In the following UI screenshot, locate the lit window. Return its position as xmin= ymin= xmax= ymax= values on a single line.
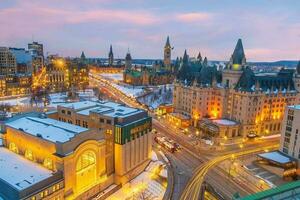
xmin=9 ymin=142 xmax=19 ymax=154
xmin=25 ymin=149 xmax=34 ymax=161
xmin=43 ymin=158 xmax=54 ymax=170
xmin=76 ymin=151 xmax=96 ymax=172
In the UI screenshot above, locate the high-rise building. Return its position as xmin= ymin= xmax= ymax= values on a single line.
xmin=108 ymin=45 xmax=114 ymax=66
xmin=28 ymin=41 xmax=44 ymax=57
xmin=28 ymin=42 xmax=44 ymax=73
xmin=0 ymin=47 xmax=17 ymax=75
xmin=173 ymin=39 xmax=300 ymax=142
xmin=0 ymin=47 xmax=32 ymax=96
xmin=164 ymin=36 xmax=172 ymax=68
xmin=9 ymin=48 xmax=33 ymax=74
xmin=280 ymin=105 xmax=300 ymax=165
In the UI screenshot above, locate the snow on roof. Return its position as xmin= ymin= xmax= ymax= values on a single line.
xmin=6 ymin=117 xmax=88 ymax=143
xmin=212 ymin=119 xmax=237 ymax=126
xmin=288 ymin=105 xmax=300 ymax=110
xmin=61 ymin=101 xmax=143 ymax=118
xmin=258 ymin=151 xmax=295 ymax=164
xmin=0 ymin=148 xmax=53 ymax=191
xmin=60 ymin=101 xmax=99 ymax=110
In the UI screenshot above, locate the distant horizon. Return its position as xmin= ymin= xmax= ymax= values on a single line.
xmin=1 ymin=0 xmax=299 ymax=61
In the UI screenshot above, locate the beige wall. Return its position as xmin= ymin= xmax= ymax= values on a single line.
xmin=174 ymin=81 xmax=300 ymax=137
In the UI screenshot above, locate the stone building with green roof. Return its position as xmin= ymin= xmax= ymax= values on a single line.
xmin=173 ymin=39 xmax=300 ymax=140
xmin=123 ymin=37 xmax=178 ymax=86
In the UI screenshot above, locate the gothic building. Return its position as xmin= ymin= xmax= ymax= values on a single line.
xmin=123 ymin=36 xmax=177 ymax=86
xmin=173 ymin=39 xmax=300 ymax=140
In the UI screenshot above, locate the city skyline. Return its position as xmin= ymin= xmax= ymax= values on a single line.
xmin=1 ymin=0 xmax=299 ymax=61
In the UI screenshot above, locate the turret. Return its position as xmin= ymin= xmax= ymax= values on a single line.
xmin=203 ymin=57 xmax=208 ymax=66
xmin=80 ymin=51 xmax=86 ymax=60
xmin=197 ymin=52 xmax=202 ymax=62
xmin=222 ymin=39 xmax=246 ymax=88
xmin=229 ymin=39 xmax=246 ymax=70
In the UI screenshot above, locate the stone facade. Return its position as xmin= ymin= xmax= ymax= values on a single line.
xmin=0 ymin=100 xmax=152 ymax=199
xmin=173 ymin=39 xmax=300 ymax=138
xmin=123 ymin=37 xmax=177 ymax=86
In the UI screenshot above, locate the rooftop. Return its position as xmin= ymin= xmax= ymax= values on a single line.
xmin=0 ymin=148 xmax=53 ymax=191
xmin=239 ymin=180 xmax=300 ymax=200
xmin=60 ymin=101 xmax=144 ymax=118
xmin=212 ymin=119 xmax=237 ymax=126
xmin=6 ymin=116 xmax=88 ymax=143
xmin=258 ymin=151 xmax=296 ymax=165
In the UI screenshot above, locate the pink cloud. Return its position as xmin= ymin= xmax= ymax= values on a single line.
xmin=176 ymin=12 xmax=212 ymax=23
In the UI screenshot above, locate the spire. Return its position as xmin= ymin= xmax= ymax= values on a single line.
xmin=125 ymin=49 xmax=132 ymax=61
xmin=297 ymin=60 xmax=300 ymax=74
xmin=165 ymin=36 xmax=171 ymax=47
xmin=183 ymin=49 xmax=188 ymax=63
xmin=109 ymin=45 xmax=113 ymax=55
xmin=231 ymin=39 xmax=246 ymax=65
xmin=197 ymin=52 xmax=202 ymax=62
xmin=203 ymin=57 xmax=208 ymax=66
xmin=80 ymin=51 xmax=86 ymax=60
xmin=108 ymin=45 xmax=114 ymax=66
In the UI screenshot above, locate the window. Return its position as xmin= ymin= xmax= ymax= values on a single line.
xmin=44 ymin=158 xmax=54 ymax=170
xmin=106 ymin=119 xmax=112 ymax=124
xmin=67 ymin=111 xmax=71 ymax=115
xmin=76 ymin=151 xmax=96 ymax=172
xmin=61 ymin=110 xmax=65 ymax=114
xmin=25 ymin=149 xmax=34 ymax=161
xmin=9 ymin=142 xmax=18 ymax=154
xmin=100 ymin=118 xmax=104 ymax=123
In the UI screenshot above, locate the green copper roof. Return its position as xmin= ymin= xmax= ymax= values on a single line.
xmin=231 ymin=39 xmax=246 ymax=65
xmin=239 ymin=181 xmax=300 ymax=200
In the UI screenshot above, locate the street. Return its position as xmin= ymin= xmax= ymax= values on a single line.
xmin=89 ymin=73 xmax=280 ymax=200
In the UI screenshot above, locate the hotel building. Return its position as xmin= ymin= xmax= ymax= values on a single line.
xmin=0 ymin=100 xmax=152 ymax=199
xmin=173 ymin=39 xmax=300 ymax=141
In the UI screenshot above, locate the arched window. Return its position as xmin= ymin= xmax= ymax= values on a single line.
xmin=25 ymin=149 xmax=34 ymax=161
xmin=43 ymin=158 xmax=54 ymax=170
xmin=76 ymin=151 xmax=96 ymax=172
xmin=9 ymin=142 xmax=19 ymax=154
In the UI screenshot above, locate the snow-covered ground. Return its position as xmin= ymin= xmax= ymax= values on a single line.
xmin=138 ymin=85 xmax=173 ymax=109
xmin=112 ymin=83 xmax=144 ymax=98
xmin=101 ymin=73 xmax=123 ymax=81
xmin=0 ymin=89 xmax=97 ymax=108
xmin=107 ymin=151 xmax=167 ymax=200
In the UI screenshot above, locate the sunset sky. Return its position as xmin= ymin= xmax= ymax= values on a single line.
xmin=0 ymin=0 xmax=299 ymax=61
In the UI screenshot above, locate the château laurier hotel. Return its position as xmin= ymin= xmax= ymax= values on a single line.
xmin=173 ymin=39 xmax=300 ymax=142
xmin=0 ymin=101 xmax=152 ymax=200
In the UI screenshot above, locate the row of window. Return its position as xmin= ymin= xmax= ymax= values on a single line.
xmin=30 ymin=184 xmax=61 ymax=200
xmin=9 ymin=142 xmax=54 ymax=170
